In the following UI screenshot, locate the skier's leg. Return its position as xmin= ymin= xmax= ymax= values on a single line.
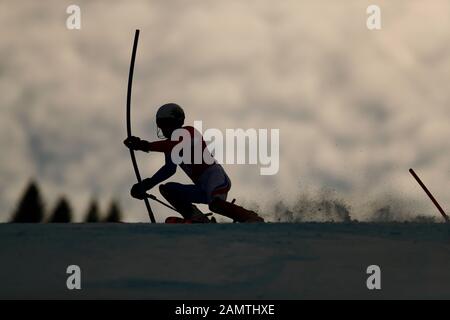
xmin=199 ymin=165 xmax=232 ymax=203
xmin=159 ymin=182 xmax=209 ymax=220
xmin=200 ymin=166 xmax=264 ymax=222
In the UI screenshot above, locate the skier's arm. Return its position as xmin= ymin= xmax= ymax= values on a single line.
xmin=124 ymin=136 xmax=178 ymax=153
xmin=144 ymin=140 xmax=180 ymax=153
xmin=143 ymin=157 xmax=177 ymax=189
xmin=131 ymin=153 xmax=176 ymax=199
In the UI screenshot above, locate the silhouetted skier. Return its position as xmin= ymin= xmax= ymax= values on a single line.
xmin=124 ymin=103 xmax=263 ymax=223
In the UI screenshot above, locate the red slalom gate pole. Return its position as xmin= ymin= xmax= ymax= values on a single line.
xmin=409 ymin=168 xmax=449 ymax=223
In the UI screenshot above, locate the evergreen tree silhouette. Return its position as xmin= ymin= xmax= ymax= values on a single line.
xmin=11 ymin=181 xmax=45 ymax=223
xmin=49 ymin=197 xmax=72 ymax=223
xmin=104 ymin=200 xmax=122 ymax=223
xmin=85 ymin=200 xmax=100 ymax=222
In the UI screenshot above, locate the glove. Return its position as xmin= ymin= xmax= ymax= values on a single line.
xmin=124 ymin=136 xmax=147 ymax=151
xmin=130 ymin=178 xmax=155 ymax=200
xmin=130 ymin=181 xmax=148 ymax=200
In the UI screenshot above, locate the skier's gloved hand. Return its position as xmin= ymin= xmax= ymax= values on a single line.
xmin=130 ymin=182 xmax=147 ymax=200
xmin=124 ymin=136 xmax=148 ymax=151
xmin=130 ymin=178 xmax=154 ymax=200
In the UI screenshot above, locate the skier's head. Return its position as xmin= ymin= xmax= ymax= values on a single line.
xmin=156 ymin=103 xmax=185 ymax=138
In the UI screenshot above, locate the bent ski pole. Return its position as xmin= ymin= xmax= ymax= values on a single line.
xmin=126 ymin=29 xmax=156 ymax=223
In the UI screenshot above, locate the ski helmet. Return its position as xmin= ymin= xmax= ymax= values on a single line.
xmin=156 ymin=103 xmax=185 ymax=129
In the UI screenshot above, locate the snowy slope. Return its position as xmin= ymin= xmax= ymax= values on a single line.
xmin=0 ymin=223 xmax=449 ymax=299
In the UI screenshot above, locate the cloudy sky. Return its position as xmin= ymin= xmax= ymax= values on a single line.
xmin=1 ymin=0 xmax=449 ymax=222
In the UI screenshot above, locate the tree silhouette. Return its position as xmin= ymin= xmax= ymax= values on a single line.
xmin=11 ymin=181 xmax=45 ymax=223
xmin=104 ymin=200 xmax=122 ymax=223
xmin=49 ymin=197 xmax=72 ymax=223
xmin=85 ymin=199 xmax=101 ymax=222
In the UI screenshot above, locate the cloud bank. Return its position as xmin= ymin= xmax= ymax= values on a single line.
xmin=1 ymin=0 xmax=449 ymax=222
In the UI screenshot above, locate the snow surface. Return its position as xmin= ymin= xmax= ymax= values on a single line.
xmin=0 ymin=223 xmax=450 ymax=299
